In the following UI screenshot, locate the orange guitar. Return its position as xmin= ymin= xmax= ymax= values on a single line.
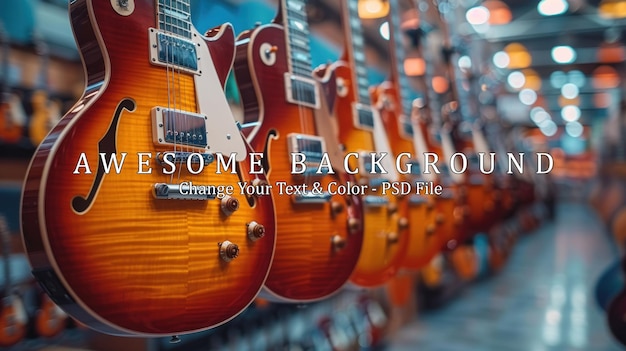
xmin=28 ymin=35 xmax=62 ymax=147
xmin=372 ymin=0 xmax=442 ymax=271
xmin=20 ymin=0 xmax=275 ymax=336
xmin=0 ymin=216 xmax=27 ymax=347
xmin=233 ymin=0 xmax=363 ymax=302
xmin=34 ymin=290 xmax=68 ymax=338
xmin=318 ymin=0 xmax=410 ymax=288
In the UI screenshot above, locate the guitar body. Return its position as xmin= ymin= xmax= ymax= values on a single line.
xmin=34 ymin=292 xmax=67 ymax=338
xmin=0 ymin=295 xmax=27 ymax=347
xmin=29 ymin=91 xmax=62 ymax=147
xmin=21 ymin=0 xmax=275 ymax=336
xmin=0 ymin=101 xmax=23 ymax=144
xmin=328 ymin=62 xmax=408 ymax=287
xmin=414 ymin=119 xmax=466 ymax=249
xmin=373 ymin=82 xmax=440 ymax=270
xmin=234 ymin=24 xmax=363 ymax=302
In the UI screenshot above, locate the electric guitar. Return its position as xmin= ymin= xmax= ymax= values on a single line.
xmin=318 ymin=0 xmax=410 ymax=288
xmin=28 ymin=33 xmax=62 ymax=147
xmin=20 ymin=0 xmax=275 ymax=336
xmin=0 ymin=216 xmax=27 ymax=347
xmin=0 ymin=24 xmax=23 ymax=144
xmin=33 ymin=289 xmax=68 ymax=338
xmin=372 ymin=0 xmax=442 ymax=270
xmin=233 ymin=0 xmax=364 ymax=302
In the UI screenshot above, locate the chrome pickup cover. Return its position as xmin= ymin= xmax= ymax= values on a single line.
xmin=152 ymin=107 xmax=207 ymax=148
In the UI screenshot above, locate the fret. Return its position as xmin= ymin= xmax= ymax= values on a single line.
xmin=344 ymin=0 xmax=372 ymax=105
xmin=284 ymin=0 xmax=313 ymax=77
xmin=157 ymin=0 xmax=192 ymax=39
xmin=388 ymin=0 xmax=412 ymax=116
xmin=290 ymin=40 xmax=309 ymax=52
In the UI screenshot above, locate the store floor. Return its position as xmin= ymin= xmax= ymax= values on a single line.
xmin=389 ymin=201 xmax=624 ymax=351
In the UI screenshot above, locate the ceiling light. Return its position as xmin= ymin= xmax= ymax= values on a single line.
xmin=379 ymin=21 xmax=390 ymax=40
xmin=404 ymin=57 xmax=426 ymax=76
xmin=358 ymin=0 xmax=390 ymax=19
xmin=561 ymin=105 xmax=581 ymax=122
xmin=519 ymin=89 xmax=538 ymax=105
xmin=466 ymin=6 xmax=490 ymax=25
xmin=507 ymin=71 xmax=526 ymax=90
xmin=538 ymin=0 xmax=568 ymax=16
xmin=484 ymin=0 xmax=512 ymax=25
xmin=539 ymin=120 xmax=558 ymax=137
xmin=458 ymin=55 xmax=472 ymax=71
xmin=561 ymin=83 xmax=579 ymax=99
xmin=531 ymin=109 xmax=550 ymax=125
xmin=550 ymin=71 xmax=567 ymax=88
xmin=551 ymin=46 xmax=576 ymax=64
xmin=567 ymin=70 xmax=586 ymax=88
xmin=565 ymin=121 xmax=583 ymax=138
xmin=493 ymin=51 xmax=510 ymax=68
xmin=592 ymin=65 xmax=621 ymax=89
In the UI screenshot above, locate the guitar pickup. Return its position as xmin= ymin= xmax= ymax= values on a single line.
xmin=292 ymin=192 xmax=332 ymax=204
xmin=152 ymin=107 xmax=207 ymax=149
xmin=149 ymin=29 xmax=199 ymax=74
xmin=288 ymin=134 xmax=329 ymax=175
xmin=284 ymin=74 xmax=320 ymax=109
xmin=353 ymin=103 xmax=374 ymax=131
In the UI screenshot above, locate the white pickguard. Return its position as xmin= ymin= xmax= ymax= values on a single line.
xmin=191 ymin=28 xmax=247 ymax=161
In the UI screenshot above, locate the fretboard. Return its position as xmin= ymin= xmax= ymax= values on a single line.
xmin=284 ymin=0 xmax=313 ymax=77
xmin=388 ymin=0 xmax=413 ymax=117
xmin=345 ymin=0 xmax=371 ymax=105
xmin=157 ymin=0 xmax=192 ymax=39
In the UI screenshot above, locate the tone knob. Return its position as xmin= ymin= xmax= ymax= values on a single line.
xmin=331 ymin=201 xmax=344 ymax=215
xmin=387 ymin=202 xmax=398 ymax=214
xmin=247 ymin=221 xmax=265 ymax=241
xmin=426 ymin=224 xmax=436 ymax=236
xmin=398 ymin=217 xmax=409 ymax=230
xmin=220 ymin=196 xmax=239 ymax=216
xmin=219 ymin=241 xmax=239 ymax=262
xmin=347 ymin=217 xmax=361 ymax=233
xmin=387 ymin=232 xmax=399 ymax=244
xmin=435 ymin=213 xmax=445 ymax=224
xmin=331 ymin=234 xmax=346 ymax=250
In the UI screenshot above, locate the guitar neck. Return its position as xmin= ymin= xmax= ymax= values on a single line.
xmin=387 ymin=0 xmax=413 ymax=118
xmin=282 ymin=0 xmax=313 ymax=77
xmin=341 ymin=0 xmax=371 ymax=106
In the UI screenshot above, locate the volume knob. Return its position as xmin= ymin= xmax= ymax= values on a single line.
xmin=219 ymin=241 xmax=239 ymax=262
xmin=247 ymin=221 xmax=266 ymax=241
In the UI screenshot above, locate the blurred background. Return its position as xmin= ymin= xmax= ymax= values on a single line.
xmin=0 ymin=0 xmax=624 ymax=350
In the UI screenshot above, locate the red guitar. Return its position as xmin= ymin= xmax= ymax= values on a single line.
xmin=0 ymin=216 xmax=27 ymax=347
xmin=233 ymin=0 xmax=364 ymax=302
xmin=21 ymin=0 xmax=275 ymax=336
xmin=0 ymin=24 xmax=23 ymax=144
xmin=318 ymin=0 xmax=410 ymax=287
xmin=372 ymin=0 xmax=442 ymax=270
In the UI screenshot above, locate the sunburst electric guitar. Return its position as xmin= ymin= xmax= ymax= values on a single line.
xmin=234 ymin=0 xmax=363 ymax=302
xmin=20 ymin=0 xmax=275 ymax=336
xmin=372 ymin=0 xmax=442 ymax=270
xmin=318 ymin=0 xmax=410 ymax=287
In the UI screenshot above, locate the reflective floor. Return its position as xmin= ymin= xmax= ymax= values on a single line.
xmin=389 ymin=202 xmax=624 ymax=351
